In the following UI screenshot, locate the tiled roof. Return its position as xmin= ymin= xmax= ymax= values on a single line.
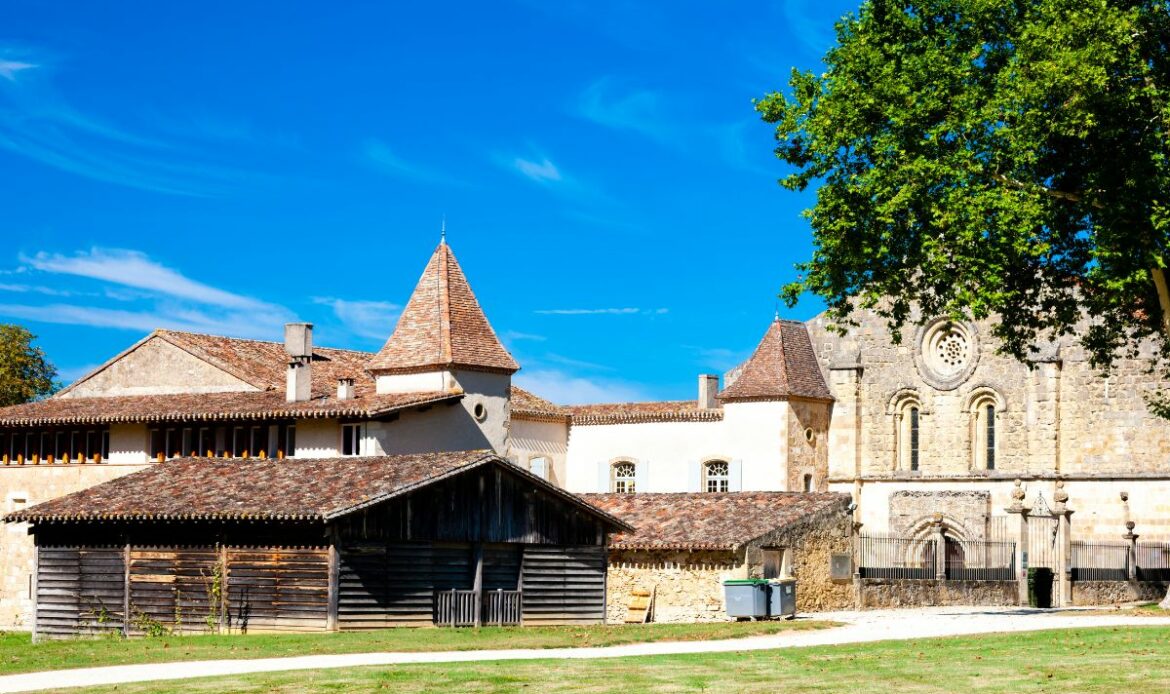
xmin=718 ymin=319 xmax=833 ymax=402
xmin=369 ymin=242 xmax=519 ymax=375
xmin=510 ymin=386 xmax=570 ymax=420
xmin=569 ymin=400 xmax=724 ymax=425
xmin=0 ymin=390 xmax=459 ymax=427
xmin=59 ymin=330 xmax=378 ymax=400
xmin=5 ymin=451 xmax=630 ymax=529
xmin=583 ymin=492 xmax=851 ymax=551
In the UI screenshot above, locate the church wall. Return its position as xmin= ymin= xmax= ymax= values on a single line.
xmin=0 ymin=462 xmax=148 ymax=629
xmin=509 ymin=417 xmax=569 ymax=487
xmin=62 ymin=337 xmax=257 ymax=398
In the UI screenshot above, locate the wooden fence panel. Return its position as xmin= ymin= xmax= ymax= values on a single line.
xmin=520 ymin=545 xmax=607 ymax=625
xmin=36 ymin=547 xmax=126 ymax=638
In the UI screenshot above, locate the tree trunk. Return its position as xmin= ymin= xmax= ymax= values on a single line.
xmin=1151 ymin=267 xmax=1170 ymax=338
xmin=1161 ymin=586 xmax=1170 ymax=610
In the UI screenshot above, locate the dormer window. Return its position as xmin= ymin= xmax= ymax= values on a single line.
xmin=704 ymin=460 xmax=730 ymax=492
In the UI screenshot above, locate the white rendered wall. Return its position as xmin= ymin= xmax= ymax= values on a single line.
xmin=375 ymin=370 xmax=452 ymax=394
xmin=563 ymin=401 xmax=789 ymax=494
xmin=509 ymin=417 xmax=569 ymax=486
xmin=366 ymin=370 xmax=511 ymax=456
xmin=295 ymin=419 xmax=340 ymax=458
xmin=107 ymin=423 xmax=149 ymax=463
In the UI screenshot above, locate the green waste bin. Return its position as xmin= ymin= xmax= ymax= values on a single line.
xmin=723 ymin=579 xmax=769 ymax=618
xmin=1027 ymin=567 xmax=1054 ymax=608
xmin=768 ymin=579 xmax=797 ymax=619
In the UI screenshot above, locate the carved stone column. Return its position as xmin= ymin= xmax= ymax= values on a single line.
xmin=1006 ymin=479 xmax=1030 ymax=606
xmin=932 ymin=513 xmax=947 ymax=581
xmin=1053 ymin=480 xmax=1073 ymax=607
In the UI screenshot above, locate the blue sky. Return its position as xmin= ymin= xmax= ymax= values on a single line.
xmin=0 ymin=0 xmax=859 ymax=403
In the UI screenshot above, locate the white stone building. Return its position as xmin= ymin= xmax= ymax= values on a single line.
xmin=2 ymin=239 xmax=1169 ymax=626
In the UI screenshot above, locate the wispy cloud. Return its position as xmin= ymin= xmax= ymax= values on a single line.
xmin=535 ymin=307 xmax=668 ymax=316
xmin=0 ymin=59 xmax=36 ymax=82
xmin=363 ymin=139 xmax=463 ymax=186
xmin=577 ymin=78 xmax=667 ymax=142
xmin=502 ymin=330 xmax=546 ymax=343
xmin=313 ymin=297 xmax=400 ymax=341
xmin=513 ymin=157 xmax=561 ymax=184
xmin=25 ymin=248 xmax=271 ymax=311
xmin=781 ymin=0 xmax=838 ymax=56
xmin=0 ymin=247 xmax=295 ymax=340
xmin=542 ymin=353 xmax=614 ymax=372
xmin=0 ymin=45 xmax=273 ymax=196
xmin=0 ymin=282 xmax=78 ymax=297
xmin=514 ymin=368 xmax=654 ymax=405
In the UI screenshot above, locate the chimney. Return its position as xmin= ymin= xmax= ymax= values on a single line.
xmin=337 ymin=377 xmax=355 ymax=401
xmin=698 ymin=374 xmax=719 ymax=409
xmin=284 ymin=322 xmax=313 ymax=402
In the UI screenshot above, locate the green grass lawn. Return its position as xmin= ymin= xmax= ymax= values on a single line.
xmin=0 ymin=620 xmax=830 ymax=676
xmin=55 ymin=626 xmax=1170 ymax=694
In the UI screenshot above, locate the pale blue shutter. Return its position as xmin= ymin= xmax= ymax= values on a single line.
xmin=728 ymin=459 xmax=743 ymax=492
xmin=634 ymin=459 xmax=649 ymax=493
xmin=597 ymin=461 xmax=611 ymax=492
xmin=687 ymin=461 xmax=702 ymax=492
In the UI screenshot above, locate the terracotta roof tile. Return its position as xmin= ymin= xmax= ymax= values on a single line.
xmin=568 ymin=400 xmax=723 ymax=425
xmin=582 ymin=492 xmax=851 ymax=550
xmin=5 ymin=451 xmax=630 ymax=529
xmin=510 ymin=386 xmax=570 ymax=420
xmin=0 ymin=390 xmax=459 ymax=427
xmin=718 ymin=319 xmax=833 ymax=402
xmin=369 ymin=242 xmax=519 ymax=375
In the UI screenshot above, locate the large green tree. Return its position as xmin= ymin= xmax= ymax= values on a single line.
xmin=0 ymin=324 xmax=58 ymax=407
xmin=757 ymin=0 xmax=1170 ymax=374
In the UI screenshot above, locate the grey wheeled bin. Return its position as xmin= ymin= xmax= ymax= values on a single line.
xmin=768 ymin=578 xmax=796 ymax=619
xmin=723 ymin=579 xmax=768 ymax=618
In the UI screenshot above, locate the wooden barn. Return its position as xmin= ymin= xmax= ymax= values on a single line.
xmin=3 ymin=450 xmax=629 ymax=639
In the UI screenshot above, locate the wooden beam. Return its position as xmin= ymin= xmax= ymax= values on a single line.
xmin=327 ymin=537 xmax=340 ymax=632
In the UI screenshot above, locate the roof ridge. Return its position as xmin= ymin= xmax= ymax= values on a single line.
xmin=157 ymin=329 xmax=374 ymax=356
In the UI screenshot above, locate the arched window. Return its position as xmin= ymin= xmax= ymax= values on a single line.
xmin=967 ymin=389 xmax=1003 ymax=471
xmin=611 ymin=461 xmax=636 ymax=493
xmin=892 ymin=396 xmax=922 ymax=472
xmin=703 ymin=460 xmax=730 ymax=492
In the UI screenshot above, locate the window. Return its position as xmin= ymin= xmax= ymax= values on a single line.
xmin=909 ymin=407 xmax=920 ymax=471
xmin=282 ymin=424 xmax=296 ymax=459
xmin=894 ymin=397 xmax=922 ymax=472
xmin=529 ymin=456 xmax=549 ymax=480
xmin=704 ymin=460 xmax=730 ymax=493
xmin=341 ymin=423 xmax=362 ymax=456
xmin=970 ymin=395 xmax=1000 ymax=470
xmin=611 ymin=461 xmax=636 ymax=493
xmin=803 ymin=474 xmax=813 ymax=492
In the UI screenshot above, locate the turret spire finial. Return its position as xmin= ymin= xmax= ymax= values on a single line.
xmin=440 ymin=215 xmax=446 ymax=244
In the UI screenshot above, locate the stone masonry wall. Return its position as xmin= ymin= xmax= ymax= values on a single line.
xmin=0 ymin=463 xmax=148 ymax=628
xmin=860 ymin=579 xmax=1017 ymax=608
xmin=787 ymin=398 xmax=831 ymax=492
xmin=1071 ymin=580 xmax=1169 ymax=606
xmin=746 ymin=501 xmax=855 ymax=612
xmin=606 ymin=550 xmax=744 ymax=623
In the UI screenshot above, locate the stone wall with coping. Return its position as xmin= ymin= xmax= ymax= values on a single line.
xmin=606 ymin=550 xmax=744 ymax=623
xmin=1071 ymin=580 xmax=1168 ymax=606
xmin=859 ymin=579 xmax=1017 ymax=608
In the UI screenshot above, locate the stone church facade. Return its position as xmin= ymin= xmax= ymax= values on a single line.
xmin=2 ymin=239 xmax=1169 ymax=627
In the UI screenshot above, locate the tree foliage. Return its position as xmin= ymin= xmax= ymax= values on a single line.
xmin=757 ymin=0 xmax=1170 ymax=369
xmin=0 ymin=324 xmax=58 ymax=407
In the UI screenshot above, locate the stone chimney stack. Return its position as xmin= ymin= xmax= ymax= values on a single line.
xmin=337 ymin=377 xmax=355 ymax=401
xmin=285 ymin=323 xmax=313 ymax=403
xmin=698 ymin=374 xmax=719 ymax=409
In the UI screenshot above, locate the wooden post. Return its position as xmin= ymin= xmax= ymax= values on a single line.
xmin=472 ymin=543 xmax=484 ymax=628
xmin=122 ymin=542 xmax=131 ymax=637
xmin=327 ymin=542 xmax=340 ymax=632
xmin=219 ymin=544 xmax=229 ymax=633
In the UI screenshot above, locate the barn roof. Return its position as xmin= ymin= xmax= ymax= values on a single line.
xmin=582 ymin=492 xmax=850 ymax=551
xmin=718 ymin=318 xmax=833 ymax=402
xmin=0 ymin=390 xmax=459 ymax=428
xmin=368 ymin=241 xmax=519 ymax=375
xmin=4 ymin=450 xmax=631 ymax=529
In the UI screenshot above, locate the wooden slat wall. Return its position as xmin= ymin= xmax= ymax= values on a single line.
xmin=36 ymin=547 xmax=126 ymax=638
xmin=225 ymin=547 xmax=329 ymax=633
xmin=520 ymin=545 xmax=607 ymax=625
xmin=128 ymin=547 xmax=218 ymax=635
xmin=337 ymin=542 xmax=475 ymax=629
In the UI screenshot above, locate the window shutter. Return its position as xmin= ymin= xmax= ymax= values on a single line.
xmin=634 ymin=459 xmax=649 ymax=493
xmin=687 ymin=461 xmax=702 ymax=493
xmin=597 ymin=461 xmax=611 ymax=492
xmin=729 ymin=459 xmax=743 ymax=492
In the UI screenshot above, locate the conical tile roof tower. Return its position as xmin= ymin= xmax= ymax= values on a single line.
xmin=718 ymin=317 xmax=833 ymax=402
xmin=368 ymin=241 xmax=519 ymax=375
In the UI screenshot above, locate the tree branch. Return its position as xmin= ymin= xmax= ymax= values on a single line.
xmin=990 ymin=173 xmax=1104 ymax=209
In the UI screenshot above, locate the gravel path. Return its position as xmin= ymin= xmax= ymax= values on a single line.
xmin=2 ymin=606 xmax=1167 ymax=693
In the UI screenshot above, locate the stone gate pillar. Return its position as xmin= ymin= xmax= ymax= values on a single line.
xmin=1121 ymin=492 xmax=1138 ymax=582
xmin=932 ymin=514 xmax=946 ymax=581
xmin=1006 ymin=479 xmax=1030 ymax=606
xmin=1054 ymin=481 xmax=1073 ymax=607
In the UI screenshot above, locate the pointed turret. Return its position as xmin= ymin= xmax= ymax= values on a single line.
xmin=718 ymin=318 xmax=833 ymax=402
xmin=368 ymin=241 xmax=519 ymax=377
